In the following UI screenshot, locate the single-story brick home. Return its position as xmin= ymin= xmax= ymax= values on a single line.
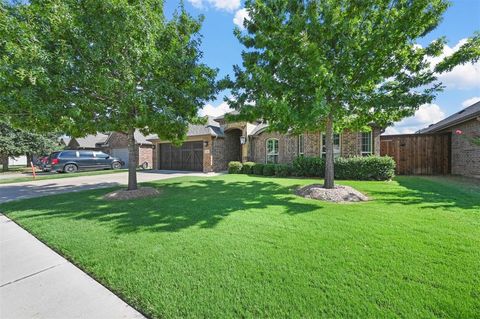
xmin=147 ymin=115 xmax=383 ymax=172
xmin=68 ymin=131 xmax=154 ymax=167
xmin=418 ymin=101 xmax=480 ymax=178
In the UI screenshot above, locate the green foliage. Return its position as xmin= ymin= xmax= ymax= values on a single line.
xmin=252 ymin=163 xmax=264 ymax=175
xmin=0 ymin=120 xmax=60 ymax=159
xmin=227 ymin=0 xmax=479 ymax=186
xmin=292 ymin=156 xmax=395 ymax=180
xmin=241 ymin=161 xmax=256 ymax=174
xmin=334 ymin=156 xmax=396 ymax=181
xmin=228 ymin=161 xmax=243 ymax=174
xmin=274 ymin=164 xmax=292 ymax=177
xmin=262 ymin=164 xmax=275 ymax=176
xmin=1 ymin=0 xmax=218 ymax=189
xmin=293 ymin=157 xmax=325 ymax=177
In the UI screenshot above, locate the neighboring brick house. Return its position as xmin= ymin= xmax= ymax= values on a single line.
xmin=148 ymin=115 xmax=382 ymax=173
xmin=68 ymin=131 xmax=154 ymax=168
xmin=418 ymin=101 xmax=480 ymax=178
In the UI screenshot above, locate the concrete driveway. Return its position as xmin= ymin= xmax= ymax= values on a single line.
xmin=0 ymin=170 xmax=218 ymax=203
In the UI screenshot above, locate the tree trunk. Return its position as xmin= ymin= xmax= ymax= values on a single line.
xmin=127 ymin=128 xmax=138 ymax=191
xmin=323 ymin=115 xmax=335 ymax=189
xmin=26 ymin=153 xmax=33 ymax=167
xmin=1 ymin=155 xmax=9 ymax=172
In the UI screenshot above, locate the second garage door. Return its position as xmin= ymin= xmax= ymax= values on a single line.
xmin=111 ymin=148 xmax=129 ymax=166
xmin=159 ymin=141 xmax=203 ymax=171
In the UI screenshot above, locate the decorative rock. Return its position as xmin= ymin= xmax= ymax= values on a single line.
xmin=296 ymin=184 xmax=368 ymax=203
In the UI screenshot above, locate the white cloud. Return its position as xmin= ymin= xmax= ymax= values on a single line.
xmin=199 ymin=101 xmax=233 ymax=117
xmin=384 ymin=103 xmax=446 ymax=135
xmin=425 ymin=39 xmax=480 ymax=90
xmin=233 ymin=8 xmax=250 ymax=29
xmin=188 ymin=0 xmax=240 ymax=12
xmin=461 ymin=96 xmax=480 ymax=108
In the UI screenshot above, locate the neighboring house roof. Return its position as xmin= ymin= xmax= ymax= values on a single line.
xmin=214 ymin=110 xmax=239 ymax=121
xmin=146 ymin=116 xmax=224 ymax=141
xmin=59 ymin=136 xmax=71 ymax=145
xmin=418 ymin=101 xmax=480 ymax=134
xmin=72 ymin=133 xmax=109 ymax=149
xmin=103 ymin=130 xmax=152 ymax=146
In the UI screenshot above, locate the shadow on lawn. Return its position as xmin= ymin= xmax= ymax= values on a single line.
xmin=367 ymin=176 xmax=480 ymax=211
xmin=8 ymin=178 xmax=321 ymax=233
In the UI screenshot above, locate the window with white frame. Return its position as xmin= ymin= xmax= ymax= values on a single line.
xmin=361 ymin=131 xmax=373 ymax=156
xmin=321 ymin=133 xmax=341 ymax=158
xmin=298 ymin=134 xmax=304 ymax=156
xmin=266 ymin=138 xmax=279 ymax=164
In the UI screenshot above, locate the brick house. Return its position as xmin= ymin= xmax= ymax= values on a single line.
xmin=68 ymin=131 xmax=154 ymax=168
xmin=418 ymin=101 xmax=480 ymax=178
xmin=148 ymin=115 xmax=382 ymax=173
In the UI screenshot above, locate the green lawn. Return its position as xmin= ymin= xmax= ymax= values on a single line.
xmin=1 ymin=175 xmax=479 ymax=318
xmin=0 ymin=168 xmax=128 ymax=184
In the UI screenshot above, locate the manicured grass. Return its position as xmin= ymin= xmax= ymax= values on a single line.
xmin=0 ymin=168 xmax=128 ymax=184
xmin=1 ymin=175 xmax=479 ymax=318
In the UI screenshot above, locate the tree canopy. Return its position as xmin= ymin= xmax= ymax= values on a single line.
xmin=227 ymin=0 xmax=480 ymax=188
xmin=1 ymin=0 xmax=218 ymax=189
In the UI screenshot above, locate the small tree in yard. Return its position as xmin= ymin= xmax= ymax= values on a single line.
xmin=1 ymin=0 xmax=217 ymax=190
xmin=228 ymin=0 xmax=479 ymax=188
xmin=0 ymin=121 xmax=60 ymax=172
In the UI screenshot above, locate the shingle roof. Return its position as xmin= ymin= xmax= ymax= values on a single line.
xmin=146 ymin=116 xmax=223 ymax=141
xmin=73 ymin=133 xmax=109 ymax=148
xmin=417 ymin=101 xmax=480 ymax=134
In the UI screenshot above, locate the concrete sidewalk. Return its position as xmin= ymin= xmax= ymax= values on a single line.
xmin=0 ymin=214 xmax=145 ymax=319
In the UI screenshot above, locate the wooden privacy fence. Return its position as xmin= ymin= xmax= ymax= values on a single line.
xmin=380 ymin=133 xmax=451 ymax=175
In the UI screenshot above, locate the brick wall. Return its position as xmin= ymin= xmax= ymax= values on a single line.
xmin=138 ymin=146 xmax=153 ymax=168
xmin=448 ymin=119 xmax=480 ymax=177
xmin=250 ymin=127 xmax=382 ymax=164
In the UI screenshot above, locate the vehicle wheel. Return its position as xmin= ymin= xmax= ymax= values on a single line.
xmin=64 ymin=164 xmax=78 ymax=173
xmin=111 ymin=161 xmax=122 ymax=169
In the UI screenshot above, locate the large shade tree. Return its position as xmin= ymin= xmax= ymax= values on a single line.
xmin=1 ymin=0 xmax=217 ymax=190
xmin=227 ymin=0 xmax=479 ymax=188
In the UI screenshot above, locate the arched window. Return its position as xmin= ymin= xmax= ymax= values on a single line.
xmin=266 ymin=138 xmax=279 ymax=163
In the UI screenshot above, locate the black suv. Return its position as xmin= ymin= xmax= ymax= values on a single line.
xmin=48 ymin=150 xmax=124 ymax=173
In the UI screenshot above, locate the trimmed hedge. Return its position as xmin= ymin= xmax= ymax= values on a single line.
xmin=228 ymin=156 xmax=394 ymax=180
xmin=263 ymin=164 xmax=276 ymax=176
xmin=293 ymin=156 xmax=325 ymax=177
xmin=253 ymin=163 xmax=265 ymax=175
xmin=334 ymin=156 xmax=395 ymax=180
xmin=274 ymin=164 xmax=293 ymax=177
xmin=228 ymin=161 xmax=242 ymax=174
xmin=241 ymin=162 xmax=256 ymax=174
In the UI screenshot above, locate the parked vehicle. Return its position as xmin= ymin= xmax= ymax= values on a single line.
xmin=35 ymin=156 xmax=50 ymax=172
xmin=47 ymin=150 xmax=124 ymax=173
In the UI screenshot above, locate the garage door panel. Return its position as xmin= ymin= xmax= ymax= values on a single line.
xmin=159 ymin=142 xmax=203 ymax=171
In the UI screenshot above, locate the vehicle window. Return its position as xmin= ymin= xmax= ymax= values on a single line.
xmin=79 ymin=151 xmax=94 ymax=158
xmin=60 ymin=151 xmax=78 ymax=158
xmin=95 ymin=152 xmax=109 ymax=159
xmin=49 ymin=152 xmax=60 ymax=159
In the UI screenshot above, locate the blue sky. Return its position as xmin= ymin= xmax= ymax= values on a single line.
xmin=165 ymin=0 xmax=480 ymax=134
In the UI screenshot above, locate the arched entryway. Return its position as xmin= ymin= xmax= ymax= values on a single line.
xmin=224 ymin=128 xmax=242 ymax=163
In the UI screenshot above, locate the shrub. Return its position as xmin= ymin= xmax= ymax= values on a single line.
xmin=242 ymin=162 xmax=256 ymax=174
xmin=263 ymin=164 xmax=276 ymax=176
xmin=334 ymin=156 xmax=395 ymax=180
xmin=292 ymin=156 xmax=325 ymax=177
xmin=275 ymin=164 xmax=292 ymax=177
xmin=252 ymin=163 xmax=264 ymax=175
xmin=228 ymin=161 xmax=243 ymax=174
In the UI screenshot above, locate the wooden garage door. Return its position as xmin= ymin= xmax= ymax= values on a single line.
xmin=159 ymin=141 xmax=203 ymax=171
